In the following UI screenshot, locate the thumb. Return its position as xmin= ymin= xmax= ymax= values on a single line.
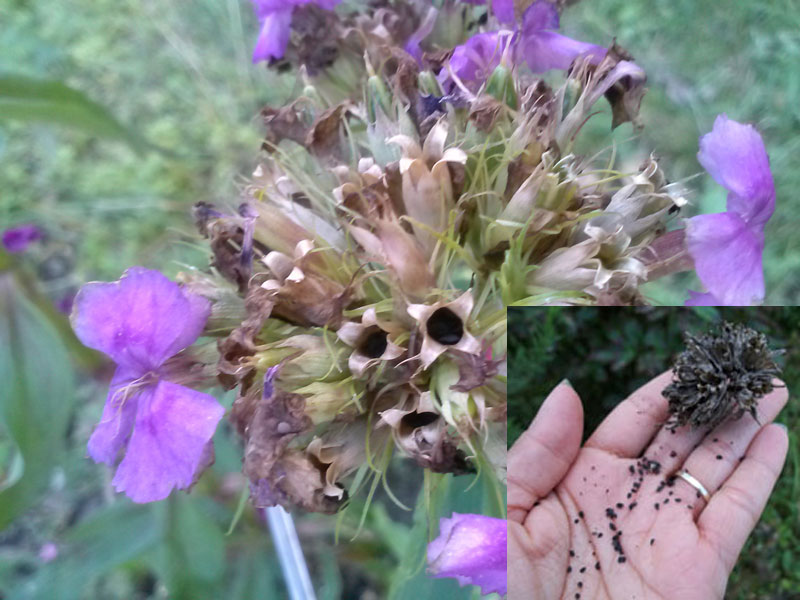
xmin=508 ymin=380 xmax=584 ymax=523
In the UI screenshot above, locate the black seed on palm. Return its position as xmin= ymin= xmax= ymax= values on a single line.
xmin=662 ymin=322 xmax=782 ymax=431
xmin=359 ymin=327 xmax=388 ymax=358
xmin=427 ymin=307 xmax=464 ymax=345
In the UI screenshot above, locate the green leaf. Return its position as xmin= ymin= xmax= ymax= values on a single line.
xmin=0 ymin=74 xmax=149 ymax=153
xmin=0 ymin=272 xmax=76 ymax=531
xmin=8 ymin=502 xmax=161 ymax=600
xmin=156 ymin=495 xmax=226 ymax=600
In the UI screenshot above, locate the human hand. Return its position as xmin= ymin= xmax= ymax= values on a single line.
xmin=508 ymin=372 xmax=789 ymax=599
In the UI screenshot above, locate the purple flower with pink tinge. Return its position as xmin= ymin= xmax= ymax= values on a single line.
xmin=251 ymin=0 xmax=340 ymax=63
xmin=427 ymin=513 xmax=507 ymax=596
xmin=686 ymin=115 xmax=775 ymax=306
xmin=72 ymin=267 xmax=224 ymax=503
xmin=2 ymin=224 xmax=42 ymax=253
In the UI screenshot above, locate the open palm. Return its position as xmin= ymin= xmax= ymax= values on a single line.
xmin=508 ymin=372 xmax=789 ymax=600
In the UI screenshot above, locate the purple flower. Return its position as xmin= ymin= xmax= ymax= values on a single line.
xmin=442 ymin=31 xmax=514 ymax=90
xmin=519 ymin=0 xmax=605 ymax=72
xmin=686 ymin=115 xmax=775 ymax=305
xmin=427 ymin=513 xmax=507 ymax=596
xmin=251 ymin=0 xmax=340 ymax=63
xmin=2 ymin=224 xmax=42 ymax=253
xmin=443 ymin=1 xmax=606 ymax=89
xmin=72 ymin=267 xmax=224 ymax=503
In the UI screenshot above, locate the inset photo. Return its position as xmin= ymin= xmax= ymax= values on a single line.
xmin=508 ymin=307 xmax=799 ymax=600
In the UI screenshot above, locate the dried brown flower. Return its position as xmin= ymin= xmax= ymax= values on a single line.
xmin=662 ymin=322 xmax=782 ymax=431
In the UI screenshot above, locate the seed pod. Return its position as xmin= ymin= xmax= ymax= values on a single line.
xmin=662 ymin=322 xmax=782 ymax=431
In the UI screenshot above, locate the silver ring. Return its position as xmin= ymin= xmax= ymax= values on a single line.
xmin=676 ymin=469 xmax=711 ymax=503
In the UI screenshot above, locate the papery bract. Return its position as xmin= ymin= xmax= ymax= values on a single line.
xmin=686 ymin=115 xmax=775 ymax=305
xmin=427 ymin=513 xmax=507 ymax=596
xmin=73 ymin=267 xmax=224 ymax=503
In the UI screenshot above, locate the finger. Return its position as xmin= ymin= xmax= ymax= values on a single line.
xmin=508 ymin=381 xmax=583 ymax=523
xmin=678 ymin=382 xmax=788 ymax=514
xmin=584 ymin=371 xmax=674 ymax=458
xmin=699 ymin=423 xmax=789 ymax=572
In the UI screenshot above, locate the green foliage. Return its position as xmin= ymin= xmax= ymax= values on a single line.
xmin=0 ymin=75 xmax=148 ymax=153
xmin=0 ymin=269 xmax=76 ymax=531
xmin=508 ymin=307 xmax=800 ymax=598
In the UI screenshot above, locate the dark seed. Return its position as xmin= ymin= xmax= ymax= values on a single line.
xmin=618 ymin=557 xmax=626 ymax=563
xmin=716 ymin=455 xmax=723 ymax=460
xmin=426 ymin=307 xmax=464 ymax=345
xmin=359 ymin=327 xmax=388 ymax=358
xmin=650 ymin=538 xmax=655 ymax=546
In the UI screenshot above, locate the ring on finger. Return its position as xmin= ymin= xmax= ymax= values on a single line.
xmin=676 ymin=469 xmax=711 ymax=503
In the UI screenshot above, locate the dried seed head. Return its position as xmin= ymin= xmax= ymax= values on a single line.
xmin=663 ymin=322 xmax=782 ymax=431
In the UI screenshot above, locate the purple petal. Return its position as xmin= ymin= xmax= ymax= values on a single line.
xmin=491 ymin=0 xmax=516 ymax=23
xmin=522 ymin=30 xmax=606 ymax=72
xmin=445 ymin=31 xmax=513 ymax=86
xmin=71 ymin=267 xmax=211 ymax=372
xmin=87 ymin=366 xmax=140 ymax=465
xmin=427 ymin=513 xmax=507 ymax=596
xmin=405 ymin=6 xmax=438 ymax=62
xmin=697 ymin=114 xmax=775 ymax=228
xmin=521 ymin=0 xmax=559 ymax=31
xmin=686 ymin=212 xmax=764 ymax=306
xmin=111 ymin=380 xmax=225 ymax=503
xmin=252 ymin=7 xmax=294 ymax=62
xmin=685 ymin=291 xmax=720 ymax=306
xmin=2 ymin=224 xmax=42 ymax=253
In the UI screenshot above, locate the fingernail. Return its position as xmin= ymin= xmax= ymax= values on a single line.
xmin=775 ymin=422 xmax=788 ymax=432
xmin=559 ymin=378 xmax=573 ymax=389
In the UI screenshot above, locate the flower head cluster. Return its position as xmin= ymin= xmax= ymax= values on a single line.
xmin=662 ymin=322 xmax=781 ymax=430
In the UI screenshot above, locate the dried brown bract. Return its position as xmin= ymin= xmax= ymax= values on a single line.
xmin=663 ymin=322 xmax=782 ymax=431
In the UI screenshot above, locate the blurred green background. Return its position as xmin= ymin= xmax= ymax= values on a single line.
xmin=508 ymin=307 xmax=800 ymax=599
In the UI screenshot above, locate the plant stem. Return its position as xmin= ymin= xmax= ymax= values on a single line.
xmin=262 ymin=506 xmax=317 ymax=600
